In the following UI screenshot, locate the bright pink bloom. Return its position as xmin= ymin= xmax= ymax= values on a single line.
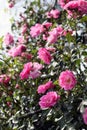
xmin=21 ymin=24 xmax=28 ymax=35
xmin=38 ymin=48 xmax=52 ymax=64
xmin=30 ymin=24 xmax=44 ymax=37
xmin=64 ymin=1 xmax=78 ymax=10
xmin=39 ymin=91 xmax=60 ymax=109
xmin=83 ymin=108 xmax=87 ymax=125
xmin=64 ymin=0 xmax=87 ymax=15
xmin=59 ymin=70 xmax=77 ymax=90
xmin=8 ymin=44 xmax=26 ymax=57
xmin=46 ymin=9 xmax=60 ymax=19
xmin=4 ymin=33 xmax=14 ymax=45
xmin=59 ymin=0 xmax=70 ymax=8
xmin=0 ymin=74 xmax=10 ymax=84
xmin=37 ymin=81 xmax=55 ymax=94
xmin=78 ymin=0 xmax=87 ymax=14
xmin=20 ymin=62 xmax=43 ymax=80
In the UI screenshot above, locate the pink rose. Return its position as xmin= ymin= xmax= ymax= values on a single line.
xmin=47 ymin=26 xmax=63 ymax=44
xmin=38 ymin=48 xmax=52 ymax=64
xmin=8 ymin=44 xmax=26 ymax=57
xmin=46 ymin=9 xmax=60 ymax=19
xmin=39 ymin=91 xmax=60 ymax=109
xmin=37 ymin=81 xmax=55 ymax=94
xmin=20 ymin=62 xmax=43 ymax=80
xmin=78 ymin=0 xmax=87 ymax=14
xmin=83 ymin=108 xmax=87 ymax=125
xmin=47 ymin=35 xmax=58 ymax=44
xmin=59 ymin=70 xmax=77 ymax=90
xmin=30 ymin=24 xmax=44 ymax=37
xmin=64 ymin=0 xmax=87 ymax=15
xmin=4 ymin=33 xmax=14 ymax=45
xmin=20 ymin=62 xmax=32 ymax=80
xmin=50 ymin=9 xmax=60 ymax=19
xmin=64 ymin=1 xmax=78 ymax=10
xmin=59 ymin=0 xmax=70 ymax=8
xmin=29 ymin=62 xmax=43 ymax=79
xmin=32 ymin=62 xmax=43 ymax=70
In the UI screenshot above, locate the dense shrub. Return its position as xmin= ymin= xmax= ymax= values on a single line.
xmin=0 ymin=0 xmax=87 ymax=129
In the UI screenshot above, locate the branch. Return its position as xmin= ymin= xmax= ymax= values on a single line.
xmin=18 ymin=109 xmax=42 ymax=119
xmin=54 ymin=0 xmax=57 ymax=8
xmin=0 ymin=58 xmax=10 ymax=67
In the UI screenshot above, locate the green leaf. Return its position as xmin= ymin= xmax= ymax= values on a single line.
xmin=81 ymin=15 xmax=87 ymax=22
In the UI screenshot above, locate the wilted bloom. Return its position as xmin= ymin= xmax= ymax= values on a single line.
xmin=37 ymin=81 xmax=55 ymax=94
xmin=42 ymin=22 xmax=52 ymax=29
xmin=21 ymin=24 xmax=28 ymax=34
xmin=63 ymin=29 xmax=73 ymax=36
xmin=20 ymin=62 xmax=43 ymax=80
xmin=15 ymin=84 xmax=20 ymax=89
xmin=38 ymin=48 xmax=52 ymax=64
xmin=83 ymin=108 xmax=87 ymax=125
xmin=21 ymin=52 xmax=32 ymax=60
xmin=59 ymin=70 xmax=77 ymax=90
xmin=46 ymin=47 xmax=56 ymax=52
xmin=9 ymin=2 xmax=14 ymax=8
xmin=30 ymin=24 xmax=44 ymax=37
xmin=4 ymin=33 xmax=14 ymax=45
xmin=18 ymin=36 xmax=25 ymax=44
xmin=0 ymin=74 xmax=10 ymax=84
xmin=8 ymin=44 xmax=26 ymax=57
xmin=39 ymin=91 xmax=60 ymax=109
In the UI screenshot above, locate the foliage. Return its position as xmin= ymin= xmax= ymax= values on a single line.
xmin=0 ymin=0 xmax=87 ymax=129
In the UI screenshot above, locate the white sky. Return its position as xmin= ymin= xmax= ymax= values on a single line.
xmin=0 ymin=0 xmax=11 ymax=36
xmin=0 ymin=0 xmax=55 ymax=37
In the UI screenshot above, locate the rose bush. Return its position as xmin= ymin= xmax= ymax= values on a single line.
xmin=0 ymin=0 xmax=87 ymax=129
